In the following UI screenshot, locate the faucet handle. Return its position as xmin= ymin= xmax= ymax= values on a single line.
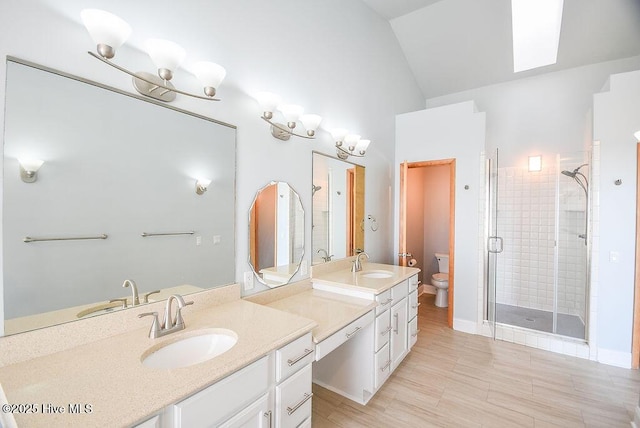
xmin=174 ymin=301 xmax=194 ymax=327
xmin=138 ymin=312 xmax=161 ymax=339
xmin=109 ymin=298 xmax=128 ymax=309
xmin=142 ymin=290 xmax=161 ymax=303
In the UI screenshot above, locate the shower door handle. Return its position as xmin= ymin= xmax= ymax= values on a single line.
xmin=488 ymin=236 xmax=504 ymax=254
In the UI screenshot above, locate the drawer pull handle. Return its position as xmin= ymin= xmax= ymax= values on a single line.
xmin=381 ymin=325 xmax=393 ymax=336
xmin=346 ymin=326 xmax=361 ymax=338
xmin=380 ymin=360 xmax=392 ymax=372
xmin=411 ymin=303 xmax=422 ymax=309
xmin=287 ymin=348 xmax=313 ymax=366
xmin=393 ymin=313 xmax=399 ymax=334
xmin=263 ymin=410 xmax=273 ymax=428
xmin=286 ymin=392 xmax=313 ymax=416
xmin=412 ymin=329 xmax=421 ymax=337
xmin=380 ymin=298 xmax=393 ymax=306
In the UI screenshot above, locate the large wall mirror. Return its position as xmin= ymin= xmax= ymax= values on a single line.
xmin=249 ymin=182 xmax=304 ymax=287
xmin=2 ymin=58 xmax=236 ymax=336
xmin=312 ymin=152 xmax=365 ymax=265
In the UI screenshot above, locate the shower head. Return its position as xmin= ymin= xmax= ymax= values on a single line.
xmin=312 ymin=184 xmax=322 ymax=196
xmin=561 ymin=170 xmax=576 ymax=178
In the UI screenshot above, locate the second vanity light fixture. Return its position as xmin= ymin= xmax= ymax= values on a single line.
xmin=330 ymin=129 xmax=371 ymax=160
xmin=255 ymin=92 xmax=322 ymax=141
xmin=81 ymin=9 xmax=226 ymax=103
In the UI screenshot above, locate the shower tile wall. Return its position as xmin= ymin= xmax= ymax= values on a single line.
xmin=312 ymin=178 xmax=329 ymax=264
xmin=496 ymin=165 xmax=586 ymax=320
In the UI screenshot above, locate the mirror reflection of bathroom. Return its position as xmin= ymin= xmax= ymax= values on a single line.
xmin=405 ymin=160 xmax=454 ymax=309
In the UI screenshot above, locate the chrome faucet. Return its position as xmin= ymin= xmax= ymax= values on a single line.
xmin=122 ymin=279 xmax=140 ymax=306
xmin=352 ymin=252 xmax=369 ymax=272
xmin=317 ymin=249 xmax=334 ymax=262
xmin=138 ymin=294 xmax=194 ymax=339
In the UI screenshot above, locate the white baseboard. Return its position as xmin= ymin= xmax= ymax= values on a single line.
xmin=633 ymin=405 xmax=640 ymax=428
xmin=453 ymin=318 xmax=477 ymax=334
xmin=597 ymin=347 xmax=632 ymax=368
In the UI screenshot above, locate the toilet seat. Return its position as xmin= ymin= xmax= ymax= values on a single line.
xmin=431 ymin=273 xmax=448 ymax=282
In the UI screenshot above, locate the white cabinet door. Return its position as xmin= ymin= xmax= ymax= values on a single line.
xmin=408 ymin=316 xmax=418 ymax=350
xmin=390 ymin=298 xmax=407 ymax=371
xmin=374 ymin=342 xmax=391 ymax=389
xmin=219 ymin=393 xmax=271 ymax=428
xmin=276 ymin=364 xmax=313 ymax=428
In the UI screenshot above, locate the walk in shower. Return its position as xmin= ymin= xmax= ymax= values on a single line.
xmin=487 ymin=151 xmax=590 ymax=340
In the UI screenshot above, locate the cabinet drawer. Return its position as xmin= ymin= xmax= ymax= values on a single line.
xmin=173 ymin=356 xmax=269 ymax=427
xmin=408 ymin=316 xmax=419 ymax=350
xmin=374 ymin=342 xmax=391 ymax=389
xmin=391 ymin=280 xmax=408 ymax=301
xmin=298 ymin=417 xmax=312 ymax=428
xmin=374 ymin=311 xmax=391 ymax=352
xmin=409 ymin=274 xmax=419 ymax=291
xmin=315 ymin=310 xmax=374 ymax=361
xmin=276 ymin=364 xmax=312 ymax=428
xmin=375 ymin=290 xmax=393 ymax=316
xmin=219 ymin=393 xmax=270 ymax=428
xmin=276 ymin=332 xmax=314 ymax=382
xmin=408 ymin=289 xmax=419 ymax=320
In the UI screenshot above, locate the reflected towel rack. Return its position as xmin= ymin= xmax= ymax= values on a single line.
xmin=141 ymin=231 xmax=195 ymax=238
xmin=23 ymin=233 xmax=108 ymax=243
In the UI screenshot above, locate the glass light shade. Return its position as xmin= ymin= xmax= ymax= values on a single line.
xmin=528 ymin=155 xmax=542 ymax=172
xmin=344 ymin=134 xmax=361 ymax=148
xmin=145 ymin=38 xmax=186 ymax=73
xmin=192 ymin=61 xmax=226 ymax=89
xmin=356 ymin=139 xmax=371 ymax=152
xmin=81 ymin=9 xmax=132 ymax=53
xmin=255 ymin=92 xmax=282 ymax=113
xmin=330 ymin=128 xmax=349 ymax=142
xmin=18 ymin=158 xmax=44 ymax=172
xmin=300 ymin=114 xmax=322 ymax=132
xmin=196 ymin=178 xmax=212 ymax=187
xmin=279 ymin=104 xmax=304 ymax=123
xmin=634 ymin=130 xmax=640 ymax=141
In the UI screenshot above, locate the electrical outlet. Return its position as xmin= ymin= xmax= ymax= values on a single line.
xmin=195 ymin=235 xmax=202 ymax=246
xmin=300 ymin=260 xmax=308 ymax=276
xmin=213 ymin=235 xmax=221 ymax=244
xmin=243 ymin=271 xmax=254 ymax=290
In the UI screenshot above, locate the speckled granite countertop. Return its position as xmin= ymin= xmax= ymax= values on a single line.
xmin=311 ymin=262 xmax=420 ymax=295
xmin=0 ymin=299 xmax=316 ymax=427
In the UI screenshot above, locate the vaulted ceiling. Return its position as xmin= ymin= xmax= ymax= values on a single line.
xmin=361 ymin=0 xmax=640 ymax=99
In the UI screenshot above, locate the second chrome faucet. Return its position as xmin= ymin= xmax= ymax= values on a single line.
xmin=138 ymin=294 xmax=194 ymax=339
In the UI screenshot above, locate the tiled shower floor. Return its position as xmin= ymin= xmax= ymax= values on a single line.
xmin=496 ymin=303 xmax=585 ymax=339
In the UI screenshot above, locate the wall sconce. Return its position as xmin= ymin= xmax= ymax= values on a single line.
xmin=18 ymin=158 xmax=44 ymax=183
xmin=331 ymin=129 xmax=371 ymax=160
xmin=255 ymin=92 xmax=322 ymax=141
xmin=195 ymin=178 xmax=212 ymax=195
xmin=81 ymin=9 xmax=226 ymax=103
xmin=634 ymin=130 xmax=640 ymax=140
xmin=528 ymin=155 xmax=542 ymax=172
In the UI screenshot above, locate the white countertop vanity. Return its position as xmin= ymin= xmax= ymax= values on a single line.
xmin=0 ymin=262 xmax=420 ymax=427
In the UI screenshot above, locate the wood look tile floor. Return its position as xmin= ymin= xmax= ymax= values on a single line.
xmin=312 ymin=294 xmax=640 ymax=427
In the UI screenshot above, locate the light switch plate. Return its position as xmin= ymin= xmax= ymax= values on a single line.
xmin=300 ymin=260 xmax=308 ymax=276
xmin=243 ymin=271 xmax=254 ymax=290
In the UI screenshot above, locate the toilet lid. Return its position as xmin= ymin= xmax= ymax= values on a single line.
xmin=432 ymin=273 xmax=448 ymax=281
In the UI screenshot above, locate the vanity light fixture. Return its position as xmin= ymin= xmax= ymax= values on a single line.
xmin=255 ymin=92 xmax=322 ymax=141
xmin=81 ymin=9 xmax=226 ymax=103
xmin=18 ymin=158 xmax=44 ymax=183
xmin=528 ymin=155 xmax=542 ymax=172
xmin=331 ymin=129 xmax=371 ymax=160
xmin=195 ymin=178 xmax=212 ymax=195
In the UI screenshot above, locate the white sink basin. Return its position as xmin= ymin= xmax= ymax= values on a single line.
xmin=141 ymin=328 xmax=238 ymax=369
xmin=360 ymin=270 xmax=394 ymax=279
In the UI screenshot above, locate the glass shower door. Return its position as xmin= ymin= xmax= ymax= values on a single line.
xmin=486 ymin=149 xmax=501 ymax=339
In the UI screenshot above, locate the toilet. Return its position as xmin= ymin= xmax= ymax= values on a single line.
xmin=431 ymin=253 xmax=449 ymax=308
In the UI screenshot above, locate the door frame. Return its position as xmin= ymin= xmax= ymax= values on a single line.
xmin=399 ymin=159 xmax=456 ymax=327
xmin=632 ymin=143 xmax=640 ymax=368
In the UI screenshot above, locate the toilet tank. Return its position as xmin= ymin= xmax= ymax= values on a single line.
xmin=435 ymin=252 xmax=449 ymax=273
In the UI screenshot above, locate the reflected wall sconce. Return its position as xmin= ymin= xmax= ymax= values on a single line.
xmin=331 ymin=129 xmax=371 ymax=160
xmin=81 ymin=9 xmax=226 ymax=103
xmin=634 ymin=130 xmax=640 ymax=140
xmin=255 ymin=92 xmax=322 ymax=141
xmin=195 ymin=178 xmax=212 ymax=195
xmin=528 ymin=155 xmax=542 ymax=172
xmin=18 ymin=158 xmax=44 ymax=183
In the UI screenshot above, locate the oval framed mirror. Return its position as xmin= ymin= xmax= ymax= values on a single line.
xmin=249 ymin=181 xmax=304 ymax=287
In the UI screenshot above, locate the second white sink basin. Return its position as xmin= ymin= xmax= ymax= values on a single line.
xmin=360 ymin=270 xmax=394 ymax=279
xmin=141 ymin=328 xmax=238 ymax=369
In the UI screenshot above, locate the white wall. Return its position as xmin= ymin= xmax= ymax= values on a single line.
xmin=425 ymin=56 xmax=640 ymax=168
xmin=0 ymin=0 xmax=426 ymax=317
xmin=593 ymin=69 xmax=640 ymax=359
xmin=396 ymin=101 xmax=486 ymax=328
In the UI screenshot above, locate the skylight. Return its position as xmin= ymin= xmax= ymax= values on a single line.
xmin=511 ymin=0 xmax=564 ymax=73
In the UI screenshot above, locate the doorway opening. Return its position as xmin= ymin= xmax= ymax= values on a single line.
xmin=399 ymin=159 xmax=456 ymax=327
